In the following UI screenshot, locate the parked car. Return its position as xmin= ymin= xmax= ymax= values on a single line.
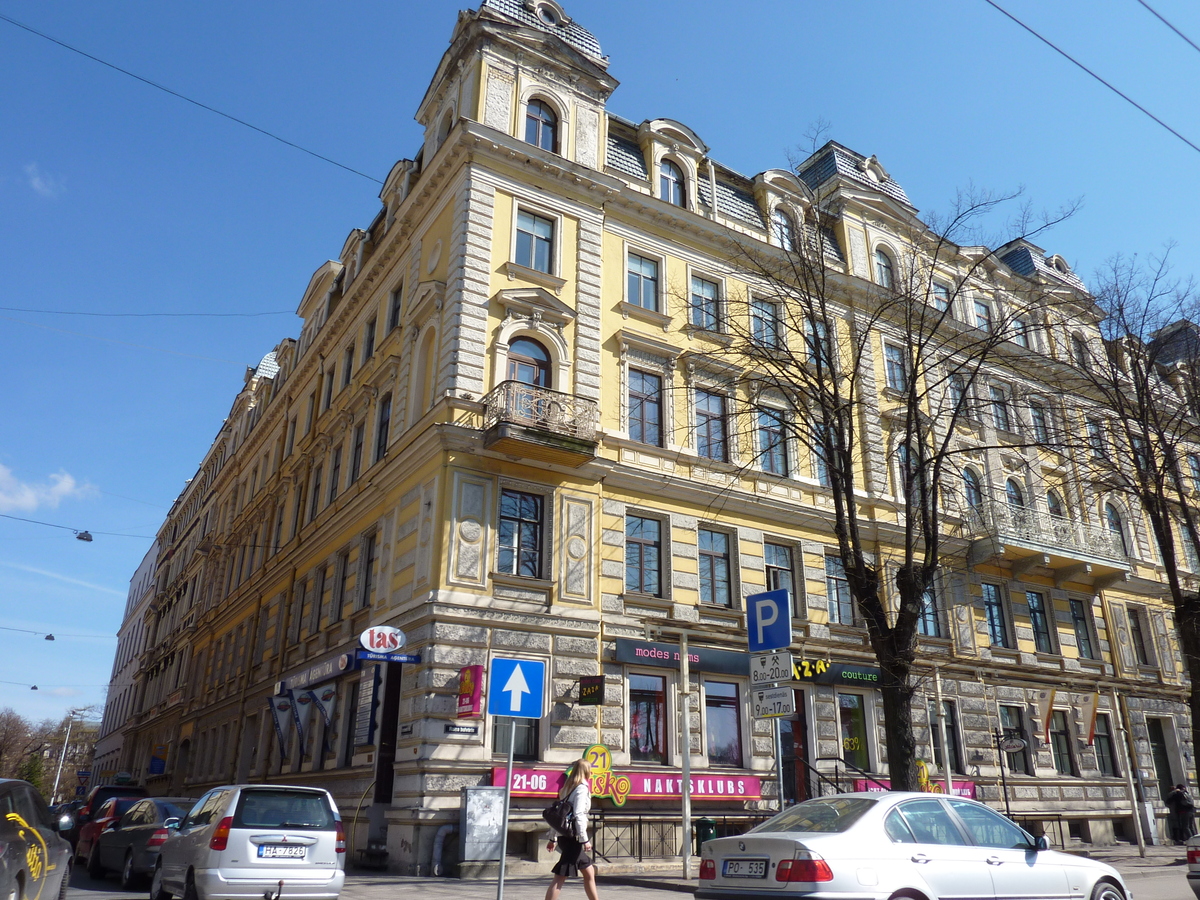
xmin=153 ymin=785 xmax=345 ymax=900
xmin=0 ymin=778 xmax=73 ymax=900
xmin=77 ymin=796 xmax=143 ymax=873
xmin=89 ymin=796 xmax=196 ymax=888
xmin=1186 ymin=832 xmax=1200 ymax=898
xmin=696 ymin=792 xmax=1129 ymax=900
xmin=68 ymin=783 xmax=148 ymax=850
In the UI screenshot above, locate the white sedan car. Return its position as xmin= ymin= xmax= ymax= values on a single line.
xmin=697 ymin=792 xmax=1129 ymax=900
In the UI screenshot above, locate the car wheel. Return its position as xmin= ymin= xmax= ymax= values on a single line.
xmin=121 ymin=852 xmax=140 ymax=890
xmin=149 ymin=864 xmax=170 ymax=900
xmin=87 ymin=847 xmax=105 ymax=879
xmin=182 ymin=873 xmax=199 ymax=900
xmin=56 ymin=868 xmax=69 ymax=900
xmin=1090 ymin=881 xmax=1125 ymax=900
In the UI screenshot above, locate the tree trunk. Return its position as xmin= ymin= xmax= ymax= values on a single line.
xmin=1175 ymin=592 xmax=1200 ymax=773
xmin=876 ymin=646 xmax=919 ymax=791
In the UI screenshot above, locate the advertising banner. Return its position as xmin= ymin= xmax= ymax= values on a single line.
xmin=613 ymin=639 xmax=748 ymax=676
xmin=268 ymin=695 xmax=294 ymax=758
xmin=493 ymin=767 xmax=763 ymax=804
xmin=457 ymin=665 xmax=483 ymax=718
xmin=308 ymin=684 xmax=338 ymax=727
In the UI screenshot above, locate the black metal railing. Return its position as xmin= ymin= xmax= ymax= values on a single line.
xmin=482 ymin=380 xmax=599 ymax=441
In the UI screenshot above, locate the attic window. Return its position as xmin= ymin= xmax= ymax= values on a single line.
xmin=1049 ymin=255 xmax=1070 ymax=275
xmin=861 ymin=155 xmax=889 ymax=185
xmin=527 ymin=0 xmax=569 ymax=26
xmin=538 ymin=6 xmax=558 ymax=24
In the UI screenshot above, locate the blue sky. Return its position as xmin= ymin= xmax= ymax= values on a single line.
xmin=2 ymin=0 xmax=1199 ymax=722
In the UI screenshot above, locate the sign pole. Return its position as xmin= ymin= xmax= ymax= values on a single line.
xmin=679 ymin=632 xmax=692 ymax=881
xmin=496 ymin=717 xmax=515 ymax=900
xmin=774 ymin=716 xmax=786 ymax=811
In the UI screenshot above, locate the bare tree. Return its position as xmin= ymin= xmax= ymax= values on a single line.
xmin=676 ymin=178 xmax=1078 ymax=790
xmin=1061 ymin=249 xmax=1200 ymax=770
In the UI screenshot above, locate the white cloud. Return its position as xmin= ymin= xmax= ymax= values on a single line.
xmin=0 ymin=561 xmax=124 ymax=596
xmin=23 ymin=163 xmax=64 ymax=198
xmin=0 ymin=464 xmax=92 ymax=513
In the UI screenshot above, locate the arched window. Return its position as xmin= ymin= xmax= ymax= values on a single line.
xmin=772 ymin=209 xmax=795 ymax=250
xmin=524 ymin=99 xmax=557 ymax=152
xmin=1046 ymin=490 xmax=1065 ymax=519
xmin=875 ymin=248 xmax=894 ymax=289
xmin=963 ymin=469 xmax=983 ymax=509
xmin=1105 ymin=503 xmax=1129 ymax=554
xmin=507 ymin=337 xmax=551 ymax=388
xmin=660 ymin=159 xmax=685 ymax=206
xmin=1005 ymin=479 xmax=1024 ymax=509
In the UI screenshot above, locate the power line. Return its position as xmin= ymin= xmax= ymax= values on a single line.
xmin=1135 ymin=0 xmax=1200 ymax=57
xmin=0 ymin=625 xmax=115 ymax=639
xmin=981 ymin=0 xmax=1200 ymax=156
xmin=0 ymin=513 xmax=153 ymax=540
xmin=0 ymin=12 xmax=383 ymax=185
xmin=0 ymin=306 xmax=293 ymax=318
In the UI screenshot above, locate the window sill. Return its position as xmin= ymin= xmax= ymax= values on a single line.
xmin=620 ymin=301 xmax=673 ymax=331
xmin=491 ymin=572 xmax=555 ymax=592
xmin=684 ymin=325 xmax=733 ymax=346
xmin=987 ymin=647 xmax=1020 ymax=663
xmin=699 ymin=604 xmax=741 ymax=621
xmin=504 ymin=261 xmax=566 ymax=294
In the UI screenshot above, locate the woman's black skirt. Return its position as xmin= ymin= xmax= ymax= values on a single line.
xmin=551 ymin=836 xmax=593 ymax=877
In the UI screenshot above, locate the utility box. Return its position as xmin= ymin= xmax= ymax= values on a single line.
xmin=461 ymin=786 xmax=506 ymax=861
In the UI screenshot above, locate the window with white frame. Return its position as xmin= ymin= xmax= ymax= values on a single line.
xmin=628 ymin=369 xmax=664 ymax=446
xmin=698 ymin=527 xmax=733 ymax=607
xmin=764 ymin=541 xmax=796 ymax=595
xmin=627 ymin=251 xmax=660 ymax=312
xmin=660 ymin=159 xmax=685 ymax=206
xmin=772 ymin=208 xmax=795 ymax=250
xmin=826 ymin=555 xmax=854 ymax=625
xmin=515 ymin=209 xmax=554 ymax=273
xmin=884 ymin=343 xmax=908 ymax=392
xmin=874 ymin=248 xmax=894 ymax=289
xmin=524 ymin=99 xmax=557 ymax=152
xmin=973 ymin=299 xmax=992 ymax=331
xmin=751 ymin=298 xmax=782 ymax=348
xmin=806 ymin=317 xmax=833 ymax=369
xmin=989 ymin=385 xmax=1011 ymax=432
xmin=931 ymin=282 xmax=951 ymax=313
xmin=497 ymin=488 xmax=545 ymax=578
xmin=695 ymin=388 xmax=729 ymax=461
xmin=625 ymin=513 xmax=664 ymax=597
xmin=689 ymin=274 xmax=720 ymax=331
xmin=757 ymin=407 xmax=788 ymax=476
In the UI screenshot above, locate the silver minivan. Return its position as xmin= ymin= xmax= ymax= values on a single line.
xmin=151 ymin=785 xmax=345 ymax=900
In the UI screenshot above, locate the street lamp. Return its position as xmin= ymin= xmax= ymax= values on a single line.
xmin=51 ymin=708 xmax=85 ymax=803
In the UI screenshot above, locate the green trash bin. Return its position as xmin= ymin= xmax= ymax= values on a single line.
xmin=695 ymin=817 xmax=717 ymax=853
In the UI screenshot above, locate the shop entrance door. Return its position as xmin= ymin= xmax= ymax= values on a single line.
xmin=781 ymin=689 xmax=811 ymax=803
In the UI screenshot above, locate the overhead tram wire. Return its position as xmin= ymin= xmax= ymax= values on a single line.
xmin=981 ymin=0 xmax=1200 ymax=157
xmin=0 ymin=513 xmax=154 ymax=540
xmin=0 ymin=12 xmax=383 ymax=186
xmin=1135 ymin=0 xmax=1200 ymax=57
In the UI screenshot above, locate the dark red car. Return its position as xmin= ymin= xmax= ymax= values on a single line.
xmin=76 ymin=796 xmax=141 ymax=870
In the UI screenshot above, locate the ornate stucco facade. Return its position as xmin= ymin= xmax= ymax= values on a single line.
xmin=107 ymin=0 xmax=1194 ymax=874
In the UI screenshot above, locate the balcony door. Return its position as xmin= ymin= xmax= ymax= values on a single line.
xmin=507 ymin=337 xmax=551 ymax=388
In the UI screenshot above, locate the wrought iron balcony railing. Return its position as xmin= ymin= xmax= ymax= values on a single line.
xmin=482 ymin=380 xmax=599 ymax=442
xmin=964 ymin=499 xmax=1126 ymax=564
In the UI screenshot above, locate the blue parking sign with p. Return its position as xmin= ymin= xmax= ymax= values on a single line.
xmin=487 ymin=657 xmax=547 ymax=718
xmin=746 ymin=589 xmax=792 ymax=652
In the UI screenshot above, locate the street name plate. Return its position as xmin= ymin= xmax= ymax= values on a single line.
xmin=749 ymin=652 xmax=793 ymax=687
xmin=751 ymin=686 xmax=795 ymax=718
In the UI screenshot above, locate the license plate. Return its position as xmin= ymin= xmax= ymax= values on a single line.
xmin=723 ymin=858 xmax=768 ymax=878
xmin=258 ymin=845 xmax=307 ymax=859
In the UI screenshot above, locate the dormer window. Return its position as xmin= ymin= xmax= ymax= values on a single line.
xmin=525 ymin=100 xmax=557 ymax=152
xmin=660 ymin=159 xmax=685 ymax=207
xmin=772 ymin=209 xmax=795 ymax=251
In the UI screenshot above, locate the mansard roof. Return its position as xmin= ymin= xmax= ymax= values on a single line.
xmin=798 ymin=141 xmax=912 ymax=208
xmin=997 ymin=240 xmax=1089 ymax=294
xmin=480 ymin=0 xmax=604 ymax=61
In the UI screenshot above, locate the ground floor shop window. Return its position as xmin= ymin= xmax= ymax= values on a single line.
xmin=999 ymin=704 xmax=1032 ymax=775
xmin=837 ymin=692 xmax=870 ymax=772
xmin=928 ymin=700 xmax=963 ymax=774
xmin=494 ymin=717 xmax=539 ymax=760
xmin=629 ymin=673 xmax=667 ymax=763
xmin=704 ymin=681 xmax=742 ymax=766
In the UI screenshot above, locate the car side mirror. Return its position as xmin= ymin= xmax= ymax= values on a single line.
xmin=1033 ymin=835 xmax=1049 ymax=851
xmin=57 ymin=814 xmax=74 ymax=833
xmin=165 ymin=818 xmax=181 ymax=830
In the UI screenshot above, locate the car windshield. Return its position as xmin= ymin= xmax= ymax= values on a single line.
xmin=160 ymin=802 xmax=191 ymax=820
xmin=233 ymin=790 xmax=335 ymax=829
xmin=749 ymin=797 xmax=876 ymax=834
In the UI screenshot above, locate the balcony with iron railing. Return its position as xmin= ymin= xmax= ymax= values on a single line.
xmin=964 ymin=498 xmax=1130 ymax=586
xmin=481 ymin=380 xmax=600 ymax=467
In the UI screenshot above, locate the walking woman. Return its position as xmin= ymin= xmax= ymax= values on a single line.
xmin=545 ymin=758 xmax=599 ymax=900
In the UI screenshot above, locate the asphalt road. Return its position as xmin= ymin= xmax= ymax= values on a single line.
xmin=68 ymin=860 xmax=1196 ymax=900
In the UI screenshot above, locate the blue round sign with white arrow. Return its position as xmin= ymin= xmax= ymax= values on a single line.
xmin=486 ymin=657 xmax=547 ymax=719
